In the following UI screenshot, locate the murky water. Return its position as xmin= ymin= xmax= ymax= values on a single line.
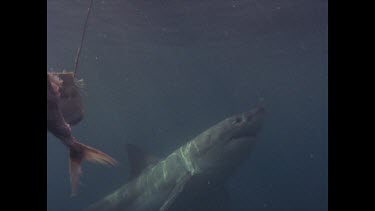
xmin=47 ymin=0 xmax=327 ymax=210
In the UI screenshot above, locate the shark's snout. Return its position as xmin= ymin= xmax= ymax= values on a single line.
xmin=231 ymin=105 xmax=265 ymax=140
xmin=245 ymin=105 xmax=265 ymax=121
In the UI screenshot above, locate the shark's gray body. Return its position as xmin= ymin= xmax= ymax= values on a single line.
xmin=86 ymin=105 xmax=265 ymax=211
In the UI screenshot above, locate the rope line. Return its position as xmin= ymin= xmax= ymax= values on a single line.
xmin=73 ymin=0 xmax=94 ymax=77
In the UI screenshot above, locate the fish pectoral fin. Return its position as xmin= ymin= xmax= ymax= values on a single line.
xmin=159 ymin=173 xmax=192 ymax=211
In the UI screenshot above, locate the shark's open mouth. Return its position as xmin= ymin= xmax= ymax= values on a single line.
xmin=231 ymin=133 xmax=257 ymax=142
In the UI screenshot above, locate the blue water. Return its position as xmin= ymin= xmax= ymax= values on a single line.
xmin=47 ymin=0 xmax=327 ymax=210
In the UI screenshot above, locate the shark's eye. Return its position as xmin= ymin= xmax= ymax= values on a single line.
xmin=233 ymin=117 xmax=242 ymax=124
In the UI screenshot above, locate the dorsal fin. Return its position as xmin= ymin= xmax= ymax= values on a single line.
xmin=127 ymin=144 xmax=160 ymax=180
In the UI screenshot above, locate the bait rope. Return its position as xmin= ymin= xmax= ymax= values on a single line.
xmin=73 ymin=0 xmax=94 ymax=78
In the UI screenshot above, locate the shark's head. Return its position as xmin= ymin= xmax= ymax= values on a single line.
xmin=193 ymin=103 xmax=265 ymax=176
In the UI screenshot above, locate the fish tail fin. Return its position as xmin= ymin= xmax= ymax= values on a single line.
xmin=69 ymin=142 xmax=117 ymax=196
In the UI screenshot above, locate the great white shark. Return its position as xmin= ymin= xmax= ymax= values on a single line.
xmin=86 ymin=104 xmax=265 ymax=211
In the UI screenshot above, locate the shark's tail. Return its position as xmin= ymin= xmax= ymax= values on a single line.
xmin=69 ymin=141 xmax=117 ymax=196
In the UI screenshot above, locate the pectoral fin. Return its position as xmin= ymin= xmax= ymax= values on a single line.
xmin=159 ymin=173 xmax=192 ymax=211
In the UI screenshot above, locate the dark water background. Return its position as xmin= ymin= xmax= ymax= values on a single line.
xmin=47 ymin=0 xmax=328 ymax=210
